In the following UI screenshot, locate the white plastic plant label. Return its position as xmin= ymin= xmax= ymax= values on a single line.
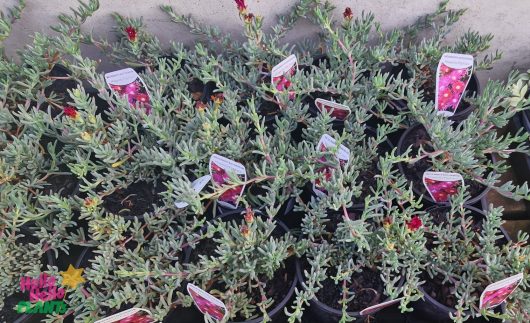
xmin=315 ymin=98 xmax=351 ymax=121
xmin=209 ymin=154 xmax=247 ymax=209
xmin=479 ymin=273 xmax=524 ymax=310
xmin=175 ymin=175 xmax=212 ymax=208
xmin=94 ymin=308 xmax=155 ymax=323
xmin=313 ymin=134 xmax=350 ymax=197
xmin=435 ymin=53 xmax=474 ymax=117
xmin=105 ymin=68 xmax=152 ymax=113
xmin=359 ymin=296 xmax=405 ymax=316
xmin=187 ymin=283 xmax=228 ymax=322
xmin=271 ymin=54 xmax=297 ymax=101
xmin=422 ymin=171 xmax=464 ymax=203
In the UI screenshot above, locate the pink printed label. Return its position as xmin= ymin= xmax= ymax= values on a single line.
xmin=435 ymin=53 xmax=473 ymax=117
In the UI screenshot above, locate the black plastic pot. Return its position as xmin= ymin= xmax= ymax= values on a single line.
xmin=415 ymin=205 xmax=508 ymax=322
xmin=381 ymin=63 xmax=480 ymax=122
xmin=1 ymin=230 xmax=56 ymax=323
xmin=295 ymin=259 xmax=404 ymax=322
xmin=396 ymin=123 xmax=492 ymax=206
xmin=180 ymin=209 xmax=298 ymax=323
xmin=510 ymin=111 xmax=530 ymax=185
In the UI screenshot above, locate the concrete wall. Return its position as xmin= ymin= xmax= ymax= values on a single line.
xmin=2 ymin=0 xmax=530 ymax=82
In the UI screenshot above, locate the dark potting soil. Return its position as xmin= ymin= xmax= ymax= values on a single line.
xmin=259 ymin=100 xmax=281 ymax=116
xmin=314 ymin=266 xmax=384 ymax=312
xmin=400 ymin=126 xmax=485 ymax=199
xmin=102 ymin=180 xmax=164 ymax=218
xmin=324 ymin=209 xmax=361 ymax=236
xmin=44 ymin=174 xmax=79 ymax=197
xmin=421 ymin=275 xmax=465 ymax=309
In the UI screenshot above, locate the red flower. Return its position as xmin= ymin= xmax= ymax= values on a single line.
xmin=343 ymin=7 xmax=353 ymax=20
xmin=244 ymin=13 xmax=255 ymax=24
xmin=125 ymin=26 xmax=137 ymax=42
xmin=234 ymin=0 xmax=247 ymax=13
xmin=63 ymin=106 xmax=77 ymax=119
xmin=406 ymin=216 xmax=423 ymax=232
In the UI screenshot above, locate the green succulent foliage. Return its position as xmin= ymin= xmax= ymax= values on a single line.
xmin=0 ymin=0 xmax=529 ymax=322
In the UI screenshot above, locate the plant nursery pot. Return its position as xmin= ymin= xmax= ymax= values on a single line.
xmin=509 ymin=112 xmax=530 ymax=186
xmin=381 ymin=62 xmax=479 ymax=122
xmin=182 ymin=210 xmax=297 ymax=323
xmin=416 ymin=205 xmax=509 ymax=322
xmin=295 ymin=259 xmax=404 ymax=323
xmin=397 ymin=123 xmax=491 ymax=206
xmin=0 ymin=230 xmax=56 ymax=323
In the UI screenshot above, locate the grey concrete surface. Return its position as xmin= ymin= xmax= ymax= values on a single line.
xmin=1 ymin=0 xmax=529 ymax=82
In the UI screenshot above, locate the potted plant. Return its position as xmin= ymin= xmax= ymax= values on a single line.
xmin=182 ymin=208 xmax=299 ymax=322
xmin=288 ymin=154 xmax=426 ymax=322
xmin=416 ymin=193 xmax=530 ymax=322
xmin=396 ymin=72 xmax=530 ymax=205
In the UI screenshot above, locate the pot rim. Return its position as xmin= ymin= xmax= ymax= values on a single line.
xmin=419 ymin=204 xmax=510 ymax=316
xmin=295 ymin=257 xmax=404 ymax=318
xmin=396 ymin=123 xmax=493 ymax=206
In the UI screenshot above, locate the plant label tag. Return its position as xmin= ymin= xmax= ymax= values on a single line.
xmin=105 ymin=68 xmax=152 ymax=113
xmin=359 ymin=296 xmax=405 ymax=316
xmin=422 ymin=171 xmax=464 ymax=203
xmin=435 ymin=53 xmax=473 ymax=117
xmin=209 ymin=154 xmax=247 ymax=209
xmin=271 ymin=54 xmax=297 ymax=101
xmin=315 ymin=98 xmax=351 ymax=121
xmin=313 ymin=134 xmax=350 ymax=197
xmin=187 ymin=283 xmax=228 ymax=321
xmin=94 ymin=308 xmax=155 ymax=323
xmin=175 ymin=175 xmax=212 ymax=208
xmin=479 ymin=273 xmax=524 ymax=310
